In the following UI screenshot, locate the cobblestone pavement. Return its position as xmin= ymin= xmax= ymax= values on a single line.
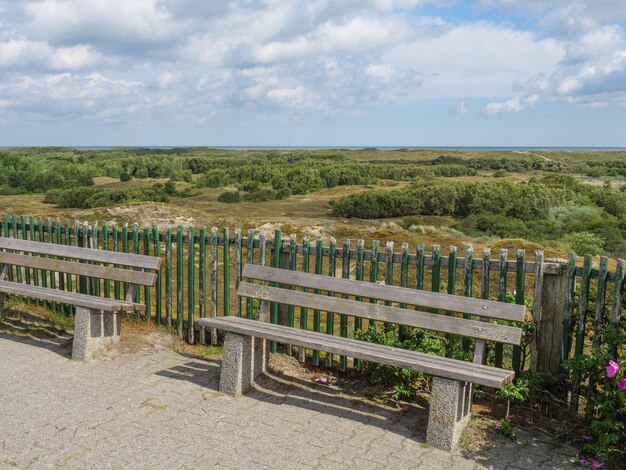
xmin=0 ymin=330 xmax=579 ymax=470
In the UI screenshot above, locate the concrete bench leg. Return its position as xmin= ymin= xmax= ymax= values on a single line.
xmin=72 ymin=307 xmax=122 ymax=361
xmin=252 ymin=337 xmax=269 ymax=380
xmin=426 ymin=377 xmax=472 ymax=451
xmin=220 ymin=332 xmax=253 ymax=396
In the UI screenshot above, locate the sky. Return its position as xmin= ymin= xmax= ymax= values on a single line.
xmin=1 ymin=0 xmax=626 ymax=147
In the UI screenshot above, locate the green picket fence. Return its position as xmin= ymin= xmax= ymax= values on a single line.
xmin=0 ymin=214 xmax=624 ymax=399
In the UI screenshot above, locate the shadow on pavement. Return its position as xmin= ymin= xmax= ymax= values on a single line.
xmin=248 ymin=368 xmax=429 ymax=442
xmin=0 ymin=309 xmax=72 ymax=358
xmin=155 ymin=357 xmax=221 ymax=391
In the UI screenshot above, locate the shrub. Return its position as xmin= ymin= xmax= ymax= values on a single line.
xmin=119 ymin=170 xmax=133 ymax=182
xmin=562 ymin=232 xmax=604 ymax=255
xmin=563 ymin=328 xmax=626 ymax=466
xmin=164 ymin=180 xmax=177 ymax=196
xmin=356 ymin=327 xmax=446 ymax=401
xmin=275 ymin=187 xmax=292 ymax=200
xmin=44 ymin=186 xmax=171 ymax=208
xmin=198 ymin=169 xmax=229 ymax=188
xmin=217 ymin=191 xmax=241 ymax=203
xmin=244 ymin=189 xmax=276 ymax=202
xmin=401 ymin=215 xmax=422 ymax=230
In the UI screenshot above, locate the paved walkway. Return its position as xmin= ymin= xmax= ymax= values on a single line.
xmin=0 ymin=320 xmax=578 ymax=469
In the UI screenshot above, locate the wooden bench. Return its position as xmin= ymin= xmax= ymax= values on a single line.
xmin=200 ymin=264 xmax=525 ymax=451
xmin=0 ymin=237 xmax=161 ymax=360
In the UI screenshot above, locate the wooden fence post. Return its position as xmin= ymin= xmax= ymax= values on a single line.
xmin=533 ymin=258 xmax=568 ymax=373
xmin=278 ymin=244 xmax=290 ymax=327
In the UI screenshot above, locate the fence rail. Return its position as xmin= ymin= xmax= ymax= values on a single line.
xmin=0 ymin=214 xmax=624 ymax=405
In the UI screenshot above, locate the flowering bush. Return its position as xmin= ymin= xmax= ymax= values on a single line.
xmin=494 ymin=418 xmax=518 ymax=441
xmin=564 ymin=331 xmax=626 ymax=466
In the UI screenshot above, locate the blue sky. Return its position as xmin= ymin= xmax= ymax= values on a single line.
xmin=1 ymin=0 xmax=625 ymax=147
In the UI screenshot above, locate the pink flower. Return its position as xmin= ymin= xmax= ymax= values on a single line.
xmin=494 ymin=423 xmax=501 ymax=430
xmin=591 ymin=459 xmax=604 ymax=468
xmin=618 ymin=378 xmax=626 ymax=391
xmin=606 ymin=360 xmax=619 ymax=378
xmin=580 ymin=459 xmax=590 ymax=467
xmin=314 ymin=376 xmax=328 ymax=384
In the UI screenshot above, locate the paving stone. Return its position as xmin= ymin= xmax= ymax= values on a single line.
xmin=0 ymin=334 xmax=578 ymax=469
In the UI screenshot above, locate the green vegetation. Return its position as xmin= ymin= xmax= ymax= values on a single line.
xmin=356 ymin=326 xmax=449 ymax=401
xmin=332 ymin=175 xmax=626 ymax=256
xmin=0 ymin=146 xmax=624 ymax=256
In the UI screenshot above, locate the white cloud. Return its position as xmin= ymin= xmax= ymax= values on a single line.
xmin=0 ymin=39 xmax=107 ymax=71
xmin=49 ymin=45 xmax=104 ymax=70
xmin=483 ymin=94 xmax=540 ymax=114
xmin=0 ymin=73 xmax=143 ymax=122
xmin=385 ymin=22 xmax=564 ymax=98
xmin=0 ymin=0 xmax=625 ymax=130
xmin=252 ymin=16 xmax=413 ymax=64
xmin=365 ymin=64 xmax=401 ymax=82
xmin=266 ymin=85 xmax=318 ymax=109
xmin=24 ymin=0 xmax=179 ymax=49
xmin=476 ymin=0 xmax=626 ymax=23
xmin=0 ymin=39 xmax=50 ymax=67
xmin=157 ymin=71 xmax=181 ymax=89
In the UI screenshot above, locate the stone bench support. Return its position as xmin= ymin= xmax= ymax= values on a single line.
xmin=72 ymin=307 xmax=122 ymax=361
xmin=426 ymin=377 xmax=472 ymax=451
xmin=219 ymin=333 xmax=269 ymax=396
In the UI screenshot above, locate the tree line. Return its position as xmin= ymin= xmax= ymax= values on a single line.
xmin=331 ymin=175 xmax=626 ymax=256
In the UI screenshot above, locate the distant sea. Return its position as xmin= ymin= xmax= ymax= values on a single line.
xmin=67 ymin=146 xmax=626 ymax=152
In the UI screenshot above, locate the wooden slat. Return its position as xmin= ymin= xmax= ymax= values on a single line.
xmin=204 ymin=316 xmax=509 ymax=380
xmin=0 ymin=251 xmax=157 ymax=286
xmin=0 ymin=237 xmax=161 ymax=270
xmin=242 ymin=265 xmax=525 ymax=322
xmin=200 ymin=317 xmax=514 ymax=388
xmin=237 ymin=283 xmax=522 ymax=345
xmin=0 ymin=280 xmax=136 ymax=312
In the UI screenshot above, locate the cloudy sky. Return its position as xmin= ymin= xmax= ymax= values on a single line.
xmin=1 ymin=0 xmax=625 ymax=146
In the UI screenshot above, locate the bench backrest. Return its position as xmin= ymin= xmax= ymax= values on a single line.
xmin=0 ymin=237 xmax=160 ymax=286
xmin=238 ymin=264 xmax=525 ymax=347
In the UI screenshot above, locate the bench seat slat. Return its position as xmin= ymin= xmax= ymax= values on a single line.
xmin=200 ymin=317 xmax=514 ymax=388
xmin=242 ymin=265 xmax=525 ymax=322
xmin=238 ymin=283 xmax=522 ymax=345
xmin=0 ymin=280 xmax=137 ymax=312
xmin=0 ymin=251 xmax=157 ymax=286
xmin=0 ymin=238 xmax=161 ymax=270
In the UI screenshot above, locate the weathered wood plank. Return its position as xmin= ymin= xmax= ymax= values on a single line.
xmin=203 ymin=316 xmax=512 ymax=379
xmin=0 ymin=251 xmax=157 ymax=286
xmin=562 ymin=252 xmax=576 ymax=362
xmin=611 ymin=259 xmax=625 ymax=326
xmin=368 ymin=240 xmax=379 ymax=331
xmin=165 ymin=225 xmax=173 ymax=327
xmin=242 ymin=265 xmax=525 ymax=321
xmin=199 ymin=317 xmax=514 ymax=388
xmin=592 ymin=256 xmax=609 ymax=349
xmin=245 ymin=228 xmax=255 ymax=320
xmin=153 ymin=225 xmax=162 ymax=325
xmin=0 ymin=237 xmax=161 ymax=270
xmin=176 ymin=225 xmax=184 ymax=338
xmin=198 ymin=225 xmax=206 ymax=343
xmin=530 ymin=251 xmax=544 ymax=371
xmin=237 ymin=283 xmax=522 ymax=345
xmin=210 ymin=226 xmax=218 ymax=345
xmin=187 ymin=225 xmax=195 ymax=344
xmin=312 ymin=234 xmax=323 ymax=366
xmin=0 ymin=280 xmax=136 ymax=312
